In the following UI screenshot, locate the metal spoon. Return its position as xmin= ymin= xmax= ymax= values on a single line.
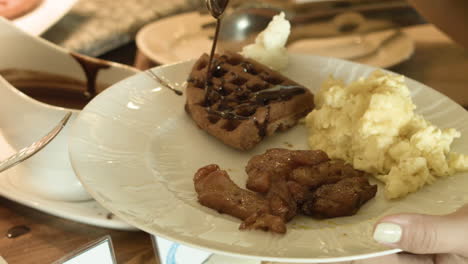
xmin=215 ymin=1 xmax=409 ymax=52
xmin=204 ymin=0 xmax=230 ymax=101
xmin=206 ymin=0 xmax=230 ymax=19
xmin=0 ymin=112 xmax=72 ymax=173
xmin=217 ymin=9 xmax=370 ymax=52
xmin=349 ymin=29 xmax=403 ymax=60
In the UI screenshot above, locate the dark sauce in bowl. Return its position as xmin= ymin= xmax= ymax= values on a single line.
xmin=0 ymin=52 xmax=114 ymax=110
xmin=0 ymin=69 xmax=108 ymax=110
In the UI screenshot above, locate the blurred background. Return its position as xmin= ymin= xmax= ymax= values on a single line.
xmin=39 ymin=0 xmax=424 ymax=66
xmin=1 ymin=1 xmax=467 ymax=263
xmin=13 ymin=0 xmax=465 ymax=107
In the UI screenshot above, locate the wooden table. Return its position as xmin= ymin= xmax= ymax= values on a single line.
xmin=0 ymin=24 xmax=466 ymax=264
xmin=0 ymin=197 xmax=158 ymax=264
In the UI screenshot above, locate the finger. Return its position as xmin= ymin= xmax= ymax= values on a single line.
xmin=450 ymin=204 xmax=468 ymax=218
xmin=322 ymin=253 xmax=433 ymax=264
xmin=434 ymin=254 xmax=468 ymax=264
xmin=396 ymin=253 xmax=434 ymax=264
xmin=356 ymin=253 xmax=431 ymax=264
xmin=373 ymin=206 xmax=468 ymax=256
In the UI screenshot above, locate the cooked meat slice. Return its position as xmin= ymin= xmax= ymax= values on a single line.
xmin=290 ymin=160 xmax=367 ymax=189
xmin=301 ymin=177 xmax=377 ymax=218
xmin=287 ymin=180 xmax=312 ymax=204
xmin=194 ymin=164 xmax=288 ymax=233
xmin=244 ymin=149 xmax=330 ymax=219
xmin=193 ymin=149 xmax=377 ymax=234
xmin=266 ymin=176 xmax=297 ymax=221
xmin=245 ymin=148 xmax=330 ymax=193
xmin=240 ymin=212 xmax=286 ymax=234
xmin=194 ymin=164 xmax=269 ymax=220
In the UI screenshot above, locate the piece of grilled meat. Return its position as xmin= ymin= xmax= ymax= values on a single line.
xmin=245 ymin=148 xmax=330 ymax=193
xmin=193 ymin=149 xmax=377 ymax=234
xmin=194 ymin=164 xmax=287 ymax=233
xmin=301 ymin=177 xmax=377 ymax=218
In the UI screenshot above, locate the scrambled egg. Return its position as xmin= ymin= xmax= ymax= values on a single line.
xmin=305 ymin=71 xmax=468 ymax=199
xmin=241 ymin=12 xmax=290 ymax=71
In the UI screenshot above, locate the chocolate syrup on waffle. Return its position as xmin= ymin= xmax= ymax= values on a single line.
xmin=203 ymin=0 xmax=307 ymax=124
xmin=255 ymin=86 xmax=306 ymax=105
xmin=241 ymin=62 xmax=255 ymax=74
xmin=254 ymin=106 xmax=271 ymax=138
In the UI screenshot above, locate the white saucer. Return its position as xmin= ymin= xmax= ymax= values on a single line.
xmin=288 ymin=29 xmax=414 ymax=68
xmin=136 ymin=11 xmax=414 ymax=68
xmin=136 ymin=12 xmax=213 ymax=65
xmin=0 ymin=135 xmax=136 ymax=230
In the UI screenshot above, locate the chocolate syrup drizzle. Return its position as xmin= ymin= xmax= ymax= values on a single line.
xmin=70 ymin=52 xmax=111 ymax=98
xmin=204 ymin=57 xmax=306 ymax=123
xmin=204 ymin=0 xmax=228 ymax=103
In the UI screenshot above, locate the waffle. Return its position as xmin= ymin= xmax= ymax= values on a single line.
xmin=185 ymin=52 xmax=314 ymax=150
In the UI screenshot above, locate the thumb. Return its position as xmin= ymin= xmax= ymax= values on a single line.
xmin=373 ymin=205 xmax=468 ymax=257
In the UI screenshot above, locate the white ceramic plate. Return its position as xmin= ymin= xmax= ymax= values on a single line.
xmin=136 ymin=12 xmax=414 ymax=68
xmin=0 ymin=128 xmax=135 ymax=230
xmin=0 ymin=169 xmax=136 ymax=231
xmin=12 ymin=0 xmax=77 ymax=36
xmin=136 ymin=12 xmax=213 ymax=65
xmin=69 ymin=55 xmax=468 ymax=263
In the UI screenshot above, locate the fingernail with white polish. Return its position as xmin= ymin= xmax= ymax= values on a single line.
xmin=373 ymin=223 xmax=402 ymax=244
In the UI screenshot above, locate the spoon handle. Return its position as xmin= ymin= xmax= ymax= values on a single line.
xmin=0 ymin=112 xmax=71 ymax=173
xmin=287 ymin=22 xmax=397 ymax=44
xmin=290 ymin=1 xmax=409 ymax=24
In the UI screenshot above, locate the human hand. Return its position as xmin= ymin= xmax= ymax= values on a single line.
xmin=324 ymin=204 xmax=468 ymax=263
